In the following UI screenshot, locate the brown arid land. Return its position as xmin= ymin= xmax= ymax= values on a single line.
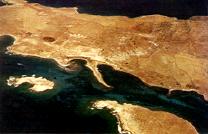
xmin=0 ymin=0 xmax=208 ymax=133
xmin=93 ymin=100 xmax=198 ymax=134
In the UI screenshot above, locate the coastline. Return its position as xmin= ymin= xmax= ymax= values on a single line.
xmin=92 ymin=100 xmax=198 ymax=134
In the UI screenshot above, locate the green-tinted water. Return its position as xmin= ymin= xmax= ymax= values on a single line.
xmin=0 ymin=35 xmax=208 ymax=133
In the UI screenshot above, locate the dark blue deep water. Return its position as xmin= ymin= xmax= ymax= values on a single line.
xmin=0 ymin=35 xmax=208 ymax=133
xmin=27 ymin=0 xmax=208 ymax=19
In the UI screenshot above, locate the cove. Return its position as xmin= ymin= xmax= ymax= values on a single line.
xmin=0 ymin=35 xmax=118 ymax=133
xmin=0 ymin=35 xmax=208 ymax=133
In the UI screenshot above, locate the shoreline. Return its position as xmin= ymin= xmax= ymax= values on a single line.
xmin=92 ymin=100 xmax=198 ymax=134
xmin=1 ymin=35 xmax=207 ymax=133
xmin=7 ymin=46 xmax=208 ymax=101
xmin=7 ymin=48 xmax=113 ymax=90
xmin=7 ymin=75 xmax=55 ymax=92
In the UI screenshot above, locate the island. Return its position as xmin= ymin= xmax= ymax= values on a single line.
xmin=7 ymin=75 xmax=54 ymax=92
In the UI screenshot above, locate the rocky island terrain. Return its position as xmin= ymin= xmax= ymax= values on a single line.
xmin=0 ymin=0 xmax=208 ymax=133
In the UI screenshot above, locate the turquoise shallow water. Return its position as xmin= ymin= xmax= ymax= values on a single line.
xmin=0 ymin=35 xmax=208 ymax=133
xmin=0 ymin=35 xmax=118 ymax=133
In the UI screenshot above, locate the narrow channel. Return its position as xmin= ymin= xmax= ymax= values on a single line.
xmin=0 ymin=35 xmax=208 ymax=133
